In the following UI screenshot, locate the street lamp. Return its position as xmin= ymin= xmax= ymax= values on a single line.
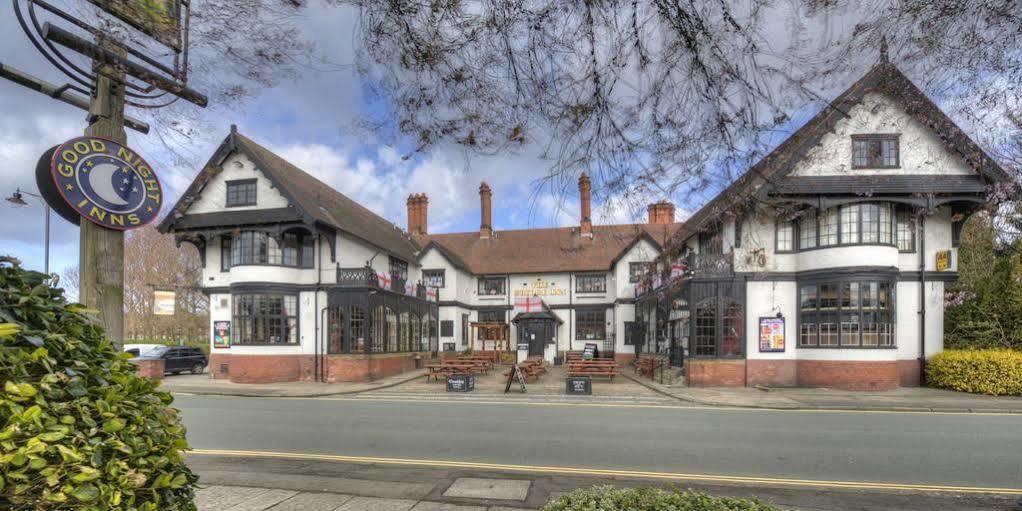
xmin=5 ymin=188 xmax=50 ymax=275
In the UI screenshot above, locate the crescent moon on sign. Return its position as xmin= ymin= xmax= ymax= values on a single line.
xmin=88 ymin=163 xmax=130 ymax=206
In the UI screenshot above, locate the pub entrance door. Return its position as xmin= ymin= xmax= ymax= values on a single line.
xmin=517 ymin=319 xmax=554 ymax=357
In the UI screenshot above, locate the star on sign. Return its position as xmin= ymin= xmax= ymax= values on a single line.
xmin=65 ymin=184 xmax=73 ymax=191
xmin=131 ymin=187 xmax=138 ymax=193
xmin=122 ymin=178 xmax=130 ymax=184
xmin=146 ymin=206 xmax=153 ymax=213
xmin=85 ymin=161 xmax=93 ymax=167
xmin=121 ymin=167 xmax=130 ymax=174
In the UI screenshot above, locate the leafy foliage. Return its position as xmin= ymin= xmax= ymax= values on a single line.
xmin=542 ymin=486 xmax=778 ymax=511
xmin=944 ymin=213 xmax=1022 ymax=350
xmin=927 ymin=349 xmax=1022 ymax=396
xmin=0 ymin=256 xmax=197 ymax=510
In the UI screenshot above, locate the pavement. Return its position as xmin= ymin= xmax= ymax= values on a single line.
xmin=160 ymin=369 xmax=429 ymax=397
xmin=160 ymin=365 xmax=1022 ymax=414
xmin=624 ymin=373 xmax=1022 ymax=413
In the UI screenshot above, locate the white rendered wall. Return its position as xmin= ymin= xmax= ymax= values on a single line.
xmin=790 ymin=93 xmax=976 ymax=177
xmin=188 ymin=153 xmax=290 ymax=214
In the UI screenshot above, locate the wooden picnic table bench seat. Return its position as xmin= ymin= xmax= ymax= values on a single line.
xmin=567 ymin=360 xmax=621 ymax=381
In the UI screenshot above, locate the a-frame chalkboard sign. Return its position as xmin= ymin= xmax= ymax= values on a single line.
xmin=504 ymin=364 xmax=527 ymax=393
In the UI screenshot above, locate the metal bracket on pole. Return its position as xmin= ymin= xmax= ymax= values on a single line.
xmin=0 ymin=62 xmax=150 ymax=134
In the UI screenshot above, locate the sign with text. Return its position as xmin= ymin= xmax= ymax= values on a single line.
xmin=566 ymin=376 xmax=592 ymax=395
xmin=153 ymin=290 xmax=175 ymax=315
xmin=583 ymin=343 xmax=599 ymax=359
xmin=513 ymin=279 xmax=566 ymax=298
xmin=758 ymin=317 xmax=785 ymax=352
xmin=936 ymin=250 xmax=952 ymax=271
xmin=213 ymin=320 xmax=230 ymax=348
xmin=38 ymin=137 xmax=162 ymax=230
xmin=447 ymin=373 xmax=475 ymax=392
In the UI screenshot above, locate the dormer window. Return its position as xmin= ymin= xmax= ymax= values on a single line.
xmin=851 ymin=134 xmax=899 ymax=169
xmin=226 ymin=179 xmax=257 ymax=207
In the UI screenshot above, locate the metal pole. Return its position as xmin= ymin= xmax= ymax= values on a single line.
xmin=43 ymin=204 xmax=50 ymax=275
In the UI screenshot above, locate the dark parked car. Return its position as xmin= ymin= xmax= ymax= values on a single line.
xmin=150 ymin=346 xmax=208 ymax=375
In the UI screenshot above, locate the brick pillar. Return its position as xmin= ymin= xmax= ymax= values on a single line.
xmin=579 ymin=172 xmax=593 ymax=237
xmin=479 ymin=182 xmax=493 ymax=239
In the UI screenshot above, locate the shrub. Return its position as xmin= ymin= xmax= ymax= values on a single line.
xmin=0 ymin=257 xmax=197 ymax=510
xmin=927 ymin=349 xmax=1022 ymax=396
xmin=542 ymin=486 xmax=779 ymax=511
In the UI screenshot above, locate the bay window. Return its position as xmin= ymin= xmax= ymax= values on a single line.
xmin=225 ymin=231 xmax=314 ymax=268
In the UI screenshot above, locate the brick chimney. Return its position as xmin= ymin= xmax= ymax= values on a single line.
xmin=479 ymin=182 xmax=493 ymax=239
xmin=647 ymin=200 xmax=676 ymax=224
xmin=407 ymin=194 xmax=428 ymax=235
xmin=578 ymin=172 xmax=593 ymax=237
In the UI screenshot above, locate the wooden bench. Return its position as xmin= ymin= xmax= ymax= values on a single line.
xmin=567 ymin=360 xmax=620 ymax=381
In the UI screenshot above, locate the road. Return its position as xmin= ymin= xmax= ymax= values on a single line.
xmin=175 ymin=394 xmax=1022 ymax=495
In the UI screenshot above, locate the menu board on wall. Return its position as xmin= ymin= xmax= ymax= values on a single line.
xmin=758 ymin=317 xmax=785 ymax=352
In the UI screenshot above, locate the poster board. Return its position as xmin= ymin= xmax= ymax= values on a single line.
xmin=936 ymin=250 xmax=952 ymax=271
xmin=758 ymin=317 xmax=785 ymax=352
xmin=213 ymin=320 xmax=230 ymax=348
xmin=582 ymin=343 xmax=599 ymax=359
xmin=153 ymin=290 xmax=176 ymax=315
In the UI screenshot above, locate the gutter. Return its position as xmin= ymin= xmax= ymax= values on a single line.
xmin=918 ymin=214 xmax=926 ymax=386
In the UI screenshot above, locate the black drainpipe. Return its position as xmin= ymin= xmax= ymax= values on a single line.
xmin=918 ymin=214 xmax=926 ymax=386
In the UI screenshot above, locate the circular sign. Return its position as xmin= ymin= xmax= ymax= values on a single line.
xmin=38 ymin=136 xmax=162 ymax=230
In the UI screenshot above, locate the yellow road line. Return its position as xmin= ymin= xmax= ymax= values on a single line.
xmin=178 ymin=393 xmax=1022 ymax=416
xmin=188 ymin=448 xmax=1022 ymax=495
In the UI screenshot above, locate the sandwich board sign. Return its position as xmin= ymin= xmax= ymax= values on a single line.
xmin=504 ymin=364 xmax=527 ymax=394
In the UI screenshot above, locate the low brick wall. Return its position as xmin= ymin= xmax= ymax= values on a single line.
xmin=797 ymin=360 xmax=899 ymax=391
xmin=206 ymin=352 xmax=431 ymax=383
xmin=898 ymin=359 xmax=922 ymax=387
xmin=134 ymin=358 xmax=165 ymax=379
xmin=746 ymin=359 xmax=797 ymax=387
xmin=686 ymin=359 xmax=747 ymax=387
xmin=325 ymin=352 xmax=431 ymax=382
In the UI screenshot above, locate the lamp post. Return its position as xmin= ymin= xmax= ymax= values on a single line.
xmin=6 ymin=188 xmax=50 ymax=275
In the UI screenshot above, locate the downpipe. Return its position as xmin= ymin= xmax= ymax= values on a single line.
xmin=918 ymin=214 xmax=926 ymax=386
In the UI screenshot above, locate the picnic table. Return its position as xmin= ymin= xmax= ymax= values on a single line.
xmin=425 ymin=360 xmax=488 ymax=381
xmin=567 ymin=359 xmax=620 ymax=381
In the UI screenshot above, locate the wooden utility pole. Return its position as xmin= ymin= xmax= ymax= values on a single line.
xmin=80 ymin=41 xmax=126 ymax=349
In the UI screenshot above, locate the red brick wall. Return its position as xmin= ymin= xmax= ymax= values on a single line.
xmin=686 ymin=359 xmax=747 ymax=387
xmin=134 ymin=358 xmax=165 ymax=379
xmin=746 ymin=359 xmax=797 ymax=387
xmin=217 ymin=354 xmax=315 ymax=383
xmin=209 ymin=352 xmax=431 ymax=383
xmin=898 ymin=359 xmax=921 ymax=387
xmin=797 ymin=360 xmax=899 ymax=391
xmin=325 ymin=352 xmax=431 ymax=382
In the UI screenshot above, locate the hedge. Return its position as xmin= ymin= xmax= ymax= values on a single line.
xmin=0 ymin=257 xmax=198 ymax=510
xmin=542 ymin=486 xmax=779 ymax=511
xmin=927 ymin=349 xmax=1022 ymax=396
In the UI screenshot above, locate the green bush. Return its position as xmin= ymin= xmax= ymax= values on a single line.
xmin=927 ymin=349 xmax=1022 ymax=396
xmin=0 ymin=257 xmax=197 ymax=510
xmin=542 ymin=486 xmax=778 ymax=511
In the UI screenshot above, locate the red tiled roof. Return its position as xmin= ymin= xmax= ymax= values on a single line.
xmin=415 ymin=222 xmax=682 ymax=274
